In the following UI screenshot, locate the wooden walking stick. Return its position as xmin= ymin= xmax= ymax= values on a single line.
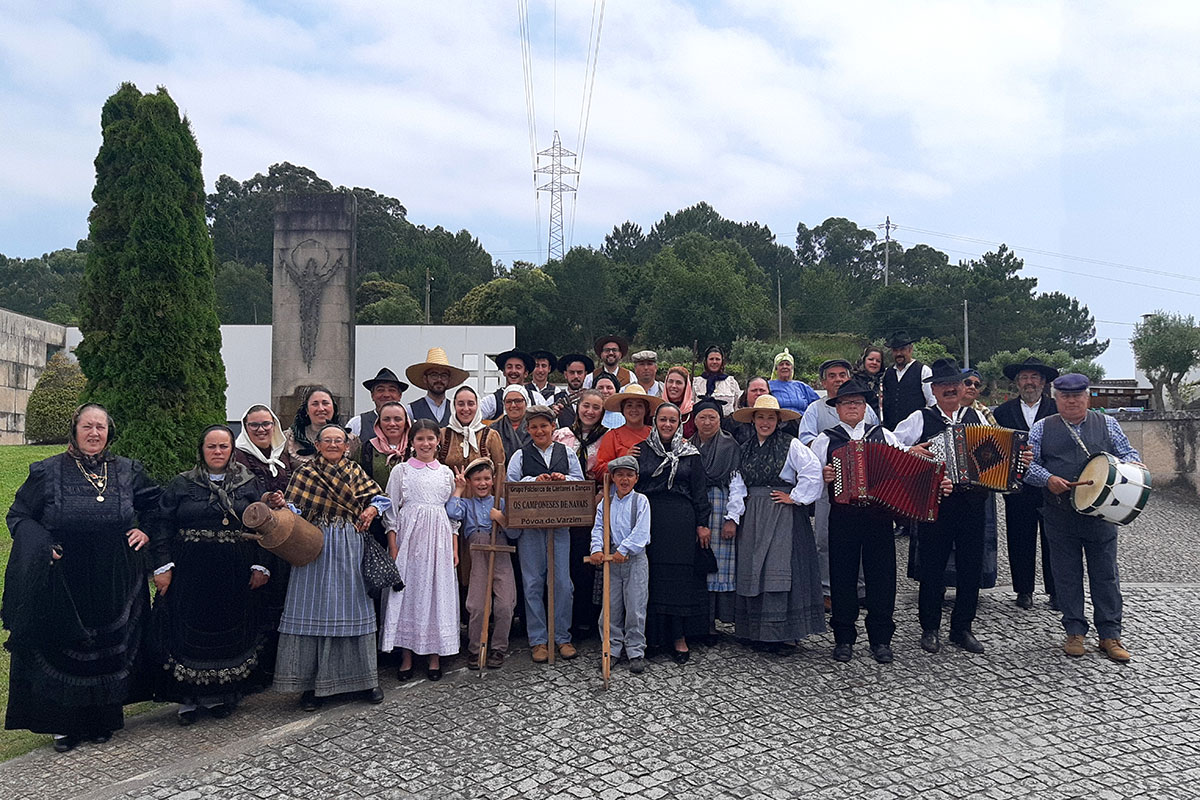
xmin=471 ymin=479 xmax=515 ymax=675
xmin=582 ymin=473 xmax=614 ymax=688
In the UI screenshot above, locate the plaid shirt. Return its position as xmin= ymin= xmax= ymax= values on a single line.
xmin=285 ymin=456 xmax=385 ymax=522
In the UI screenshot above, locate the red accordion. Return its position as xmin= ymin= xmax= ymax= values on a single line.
xmin=831 ymin=440 xmax=945 ymax=522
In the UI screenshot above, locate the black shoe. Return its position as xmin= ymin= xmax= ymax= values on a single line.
xmin=467 ymin=652 xmax=481 ymax=671
xmin=920 ymin=630 xmax=941 ymax=653
xmin=427 ymin=668 xmax=442 ymax=682
xmin=364 ymin=686 xmax=384 ymax=704
xmin=88 ymin=731 xmax=112 ymax=744
xmin=177 ymin=709 xmax=198 ymax=727
xmin=832 ymin=644 xmax=853 ymax=662
xmin=949 ymin=629 xmax=985 ymax=654
xmin=870 ymin=644 xmax=894 ymax=664
xmin=1048 ymin=595 xmax=1060 ymax=611
xmin=397 ymin=666 xmax=414 ymax=682
xmin=209 ymin=704 xmax=233 ymax=720
xmin=299 ymin=691 xmax=322 ymax=712
xmin=53 ymin=736 xmax=80 ymax=753
xmin=672 ymin=649 xmax=690 ymax=665
xmin=1016 ymin=592 xmax=1034 ymax=610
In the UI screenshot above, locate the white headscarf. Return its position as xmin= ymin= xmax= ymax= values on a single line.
xmin=235 ymin=404 xmax=288 ymax=477
xmin=448 ymin=389 xmax=488 ymax=460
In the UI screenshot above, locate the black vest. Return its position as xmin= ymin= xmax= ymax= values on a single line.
xmin=520 ymin=441 xmax=570 ymax=478
xmin=355 ymin=410 xmax=378 ymax=436
xmin=917 ymin=406 xmax=981 ymax=444
xmin=410 ymin=397 xmax=451 ymax=425
xmin=1040 ymin=412 xmax=1111 ymax=509
xmin=883 ymin=361 xmax=926 ymax=430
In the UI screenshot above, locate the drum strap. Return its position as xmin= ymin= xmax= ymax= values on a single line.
xmin=1062 ymin=419 xmax=1094 ymax=459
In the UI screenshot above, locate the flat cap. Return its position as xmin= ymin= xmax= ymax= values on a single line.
xmin=1053 ymin=373 xmax=1090 ymax=393
xmin=524 ymin=404 xmax=557 ymax=423
xmin=607 ymin=455 xmax=640 ymax=475
xmin=818 ymin=358 xmax=853 ymax=377
xmin=631 ymin=350 xmax=658 ymax=362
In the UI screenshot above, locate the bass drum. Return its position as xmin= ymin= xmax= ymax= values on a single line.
xmin=1071 ymin=452 xmax=1151 ymax=526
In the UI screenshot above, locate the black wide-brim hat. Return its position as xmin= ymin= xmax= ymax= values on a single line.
xmin=362 ymin=367 xmax=410 ymax=393
xmin=494 ymin=349 xmax=535 ymax=373
xmin=923 ymin=357 xmax=964 ymax=384
xmin=594 ymin=334 xmax=630 ymax=357
xmin=530 ymin=349 xmax=557 ymax=366
xmin=885 ymin=330 xmax=915 ymax=349
xmin=557 ymin=352 xmax=595 ymax=374
xmin=1003 ymin=356 xmax=1059 ymax=382
xmin=824 ymin=378 xmax=877 ymax=406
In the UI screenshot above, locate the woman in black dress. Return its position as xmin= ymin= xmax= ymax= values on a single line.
xmin=3 ymin=404 xmax=161 ymax=753
xmin=636 ymin=403 xmax=711 ymax=664
xmin=153 ymin=425 xmax=271 ymax=725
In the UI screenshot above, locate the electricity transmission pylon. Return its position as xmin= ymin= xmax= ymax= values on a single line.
xmin=535 ymin=130 xmax=578 ymax=262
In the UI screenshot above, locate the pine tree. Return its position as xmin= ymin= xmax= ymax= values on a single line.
xmin=76 ymin=83 xmax=227 ymax=479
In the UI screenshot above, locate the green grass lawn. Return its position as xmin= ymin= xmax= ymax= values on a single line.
xmin=0 ymin=444 xmax=63 ymax=759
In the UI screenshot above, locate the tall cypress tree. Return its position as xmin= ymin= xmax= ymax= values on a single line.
xmin=77 ymin=83 xmax=227 ymax=479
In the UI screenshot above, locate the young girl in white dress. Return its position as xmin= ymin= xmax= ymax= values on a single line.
xmin=380 ymin=419 xmax=460 ymax=680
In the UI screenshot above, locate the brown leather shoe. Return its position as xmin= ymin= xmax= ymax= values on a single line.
xmin=531 ymin=644 xmax=549 ymax=663
xmin=486 ymin=650 xmax=504 ymax=669
xmin=558 ymin=642 xmax=578 ymax=660
xmin=1099 ymin=638 xmax=1132 ymax=663
xmin=1063 ymin=634 xmax=1086 ymax=657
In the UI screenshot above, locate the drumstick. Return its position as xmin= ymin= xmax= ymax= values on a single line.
xmin=1065 ymin=480 xmax=1094 ymax=488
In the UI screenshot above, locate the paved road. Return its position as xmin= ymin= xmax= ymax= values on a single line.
xmin=3 ymin=489 xmax=1199 ymax=799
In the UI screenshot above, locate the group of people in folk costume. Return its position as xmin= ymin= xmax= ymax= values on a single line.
xmin=3 ymin=331 xmax=1144 ymax=754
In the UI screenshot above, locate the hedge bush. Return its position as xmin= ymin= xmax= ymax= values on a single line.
xmin=24 ymin=352 xmax=86 ymax=444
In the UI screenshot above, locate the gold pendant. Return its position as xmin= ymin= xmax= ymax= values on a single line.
xmin=96 ymin=495 xmax=105 ymax=503
xmin=222 ymin=517 xmax=230 ymax=526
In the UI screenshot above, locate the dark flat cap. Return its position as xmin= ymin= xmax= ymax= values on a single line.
xmin=1052 ymin=373 xmax=1090 ymax=392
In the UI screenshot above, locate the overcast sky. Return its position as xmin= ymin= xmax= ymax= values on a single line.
xmin=3 ymin=0 xmax=1198 ymax=377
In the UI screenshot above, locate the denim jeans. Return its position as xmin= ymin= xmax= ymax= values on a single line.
xmin=515 ymin=528 xmax=574 ymax=646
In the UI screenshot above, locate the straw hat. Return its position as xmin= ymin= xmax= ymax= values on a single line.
xmin=602 ymin=383 xmax=666 ymax=413
xmin=731 ymin=394 xmax=802 ymax=423
xmin=406 ymin=347 xmax=470 ymax=389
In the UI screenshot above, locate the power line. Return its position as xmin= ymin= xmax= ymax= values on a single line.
xmin=568 ymin=0 xmax=605 ymax=250
xmin=517 ymin=0 xmax=541 ymax=258
xmin=897 ymin=224 xmax=1200 ymax=284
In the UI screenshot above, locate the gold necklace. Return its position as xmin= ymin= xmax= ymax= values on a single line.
xmin=75 ymin=458 xmax=108 ymax=502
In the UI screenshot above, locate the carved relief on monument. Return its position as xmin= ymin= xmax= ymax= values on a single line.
xmin=279 ymin=238 xmax=345 ymax=370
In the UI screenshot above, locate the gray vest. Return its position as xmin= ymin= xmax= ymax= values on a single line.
xmin=1040 ymin=411 xmax=1111 ymax=508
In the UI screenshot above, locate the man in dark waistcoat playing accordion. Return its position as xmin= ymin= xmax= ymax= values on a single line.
xmin=813 ymin=379 xmax=910 ymax=665
xmin=1025 ymin=373 xmax=1142 ymax=663
xmin=894 ymin=358 xmax=989 ymax=655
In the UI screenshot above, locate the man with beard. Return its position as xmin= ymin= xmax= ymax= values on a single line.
xmin=480 ymin=350 xmax=548 ymax=420
xmin=348 ymin=367 xmax=408 ymax=437
xmin=881 ymin=331 xmax=934 ymax=431
xmin=992 ymin=356 xmax=1059 ymax=610
xmin=584 ymin=335 xmax=634 ymax=389
xmin=405 ymin=348 xmax=468 ymax=425
xmin=551 ymin=352 xmax=594 ymax=428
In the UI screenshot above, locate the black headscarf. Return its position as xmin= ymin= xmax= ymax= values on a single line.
xmin=689 ymin=399 xmax=739 ymax=489
xmin=699 ymin=345 xmax=729 ymax=396
xmin=185 ymin=424 xmax=255 ymax=524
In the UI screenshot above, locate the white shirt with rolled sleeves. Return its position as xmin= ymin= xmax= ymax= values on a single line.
xmin=810 ymin=420 xmax=905 ymax=465
xmin=725 ymin=438 xmax=824 ymax=523
xmin=590 ymin=489 xmax=651 ymax=557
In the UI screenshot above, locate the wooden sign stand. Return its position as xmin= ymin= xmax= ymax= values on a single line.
xmin=582 ymin=473 xmax=614 ymax=689
xmin=471 ymin=487 xmax=516 ymax=676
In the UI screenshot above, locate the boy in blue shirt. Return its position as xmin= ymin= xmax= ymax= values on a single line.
xmin=588 ymin=455 xmax=652 ymax=674
xmin=446 ymin=457 xmax=514 ymax=670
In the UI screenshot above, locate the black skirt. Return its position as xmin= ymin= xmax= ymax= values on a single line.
xmin=645 ymin=492 xmax=709 ymax=647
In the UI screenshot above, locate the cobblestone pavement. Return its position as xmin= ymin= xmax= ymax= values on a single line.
xmin=3 ymin=489 xmax=1198 ymax=799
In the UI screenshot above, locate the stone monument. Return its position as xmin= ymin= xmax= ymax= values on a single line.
xmin=271 ymin=193 xmax=357 ymax=423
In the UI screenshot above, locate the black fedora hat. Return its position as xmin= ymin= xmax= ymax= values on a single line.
xmin=824 ymin=377 xmax=877 ymax=406
xmin=1002 ymin=356 xmax=1059 ymax=382
xmin=923 ymin=358 xmax=964 ymax=384
xmin=494 ymin=349 xmax=535 ymax=373
xmin=557 ymin=352 xmax=595 ymax=374
xmin=594 ymin=334 xmax=630 ymax=357
xmin=885 ymin=330 xmax=915 ymax=349
xmin=362 ymin=367 xmax=409 ymax=393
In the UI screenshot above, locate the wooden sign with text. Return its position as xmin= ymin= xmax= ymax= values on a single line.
xmin=503 ymin=480 xmax=597 ymax=528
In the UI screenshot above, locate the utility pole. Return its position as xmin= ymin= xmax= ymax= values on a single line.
xmin=877 ymin=216 xmax=894 ymax=286
xmin=963 ymin=299 xmax=970 ymax=369
xmin=425 ymin=267 xmax=432 ymax=324
xmin=777 ymin=271 xmax=783 ymax=341
xmin=535 ymin=130 xmax=579 ymax=262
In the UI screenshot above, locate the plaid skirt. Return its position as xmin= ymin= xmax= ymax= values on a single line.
xmin=706 ymin=487 xmax=736 ymax=593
